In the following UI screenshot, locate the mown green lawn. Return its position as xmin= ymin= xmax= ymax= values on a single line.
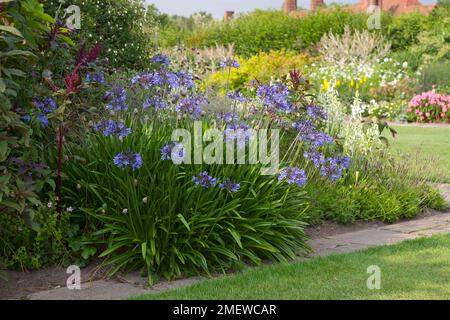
xmin=383 ymin=125 xmax=450 ymax=182
xmin=133 ymin=234 xmax=450 ymax=300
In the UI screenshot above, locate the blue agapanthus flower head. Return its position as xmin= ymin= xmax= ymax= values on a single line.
xmin=94 ymin=120 xmax=131 ymax=138
xmin=113 ymin=151 xmax=143 ymax=170
xmin=307 ymin=105 xmax=328 ymax=120
xmin=217 ymin=112 xmax=239 ymax=123
xmin=143 ymin=96 xmax=166 ymax=110
xmin=86 ymin=72 xmax=106 ymax=85
xmin=219 ymin=179 xmax=240 ymax=193
xmin=304 ymin=151 xmax=326 ymax=168
xmin=292 ymin=120 xmax=316 ymax=135
xmin=319 ymin=155 xmax=351 ymax=182
xmin=37 ymin=114 xmax=49 ymax=128
xmin=105 ymin=85 xmax=128 ymax=111
xmin=220 ymin=58 xmax=240 ymax=69
xmin=320 ymin=158 xmax=342 ymax=182
xmin=309 ymin=132 xmax=333 ymax=149
xmin=177 ymin=69 xmax=195 ymax=89
xmin=192 ymin=171 xmax=217 ymax=188
xmin=150 ymin=54 xmax=171 ymax=66
xmin=257 ymin=83 xmax=292 ymax=113
xmin=175 ymin=95 xmax=207 ymax=119
xmin=33 ymin=97 xmax=57 ymax=114
xmin=161 ymin=142 xmax=185 ymax=164
xmin=278 ymin=167 xmax=307 ymax=187
xmin=339 ymin=155 xmax=351 ymax=170
xmin=131 ymin=72 xmax=163 ymax=89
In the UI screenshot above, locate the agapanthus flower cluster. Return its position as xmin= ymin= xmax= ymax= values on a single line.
xmin=219 ymin=179 xmax=241 ymax=193
xmin=293 ymin=120 xmax=333 ymax=149
xmin=175 ymin=95 xmax=207 ymax=119
xmin=407 ymin=91 xmax=450 ymax=123
xmin=292 ymin=120 xmax=316 ymax=136
xmin=220 ymin=58 xmax=240 ymax=69
xmin=131 ymin=72 xmax=164 ymax=89
xmin=307 ymin=105 xmax=328 ymax=120
xmin=217 ymin=112 xmax=239 ymax=123
xmin=303 ymin=151 xmax=326 ymax=168
xmin=278 ymin=167 xmax=308 ymax=187
xmin=150 ymin=54 xmax=171 ymax=66
xmin=143 ymin=96 xmax=166 ymax=109
xmin=257 ymin=83 xmax=293 ymax=113
xmin=131 ymin=69 xmax=195 ymax=90
xmin=85 ymin=72 xmax=106 ymax=84
xmin=227 ymin=90 xmax=247 ymax=102
xmin=319 ymin=156 xmax=351 ymax=182
xmin=32 ymin=97 xmax=58 ymax=127
xmin=192 ymin=171 xmax=217 ymax=188
xmin=161 ymin=142 xmax=185 ymax=163
xmin=105 ymin=85 xmax=128 ymax=111
xmin=113 ymin=151 xmax=143 ymax=170
xmin=93 ymin=120 xmax=131 ymax=138
xmin=191 ymin=172 xmax=241 ymax=193
xmin=177 ymin=70 xmax=195 ymax=89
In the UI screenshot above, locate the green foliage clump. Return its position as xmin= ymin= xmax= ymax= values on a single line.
xmin=41 ymin=0 xmax=159 ymax=70
xmin=0 ymin=208 xmax=68 ymax=270
xmin=385 ymin=12 xmax=428 ymax=51
xmin=306 ymin=179 xmax=446 ymax=224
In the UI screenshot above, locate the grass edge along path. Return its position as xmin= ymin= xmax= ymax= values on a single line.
xmin=133 ymin=233 xmax=450 ymax=300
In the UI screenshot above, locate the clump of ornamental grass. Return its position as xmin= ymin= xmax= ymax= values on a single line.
xmin=318 ymin=25 xmax=391 ymax=69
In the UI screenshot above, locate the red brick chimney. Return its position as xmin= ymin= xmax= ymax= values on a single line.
xmin=224 ymin=11 xmax=234 ymax=22
xmin=284 ymin=0 xmax=297 ymax=14
xmin=310 ymin=0 xmax=325 ymax=11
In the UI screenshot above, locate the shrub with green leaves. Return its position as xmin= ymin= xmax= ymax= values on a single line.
xmin=182 ymin=9 xmax=368 ymax=57
xmin=0 ymin=206 xmax=69 ymax=270
xmin=41 ymin=0 xmax=159 ymax=70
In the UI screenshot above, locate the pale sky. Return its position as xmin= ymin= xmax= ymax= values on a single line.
xmin=145 ymin=0 xmax=436 ymax=18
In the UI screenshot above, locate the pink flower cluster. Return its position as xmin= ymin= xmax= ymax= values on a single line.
xmin=407 ymin=91 xmax=450 ymax=123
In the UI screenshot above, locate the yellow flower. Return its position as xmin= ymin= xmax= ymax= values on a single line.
xmin=323 ymin=79 xmax=329 ymax=91
xmin=336 ymin=79 xmax=341 ymax=87
xmin=350 ymin=79 xmax=354 ymax=87
xmin=363 ymin=76 xmax=367 ymax=83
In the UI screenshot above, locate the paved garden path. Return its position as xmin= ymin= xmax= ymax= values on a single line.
xmin=26 ymin=184 xmax=450 ymax=300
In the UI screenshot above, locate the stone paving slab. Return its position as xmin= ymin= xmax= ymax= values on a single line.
xmin=28 ymin=280 xmax=150 ymax=300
